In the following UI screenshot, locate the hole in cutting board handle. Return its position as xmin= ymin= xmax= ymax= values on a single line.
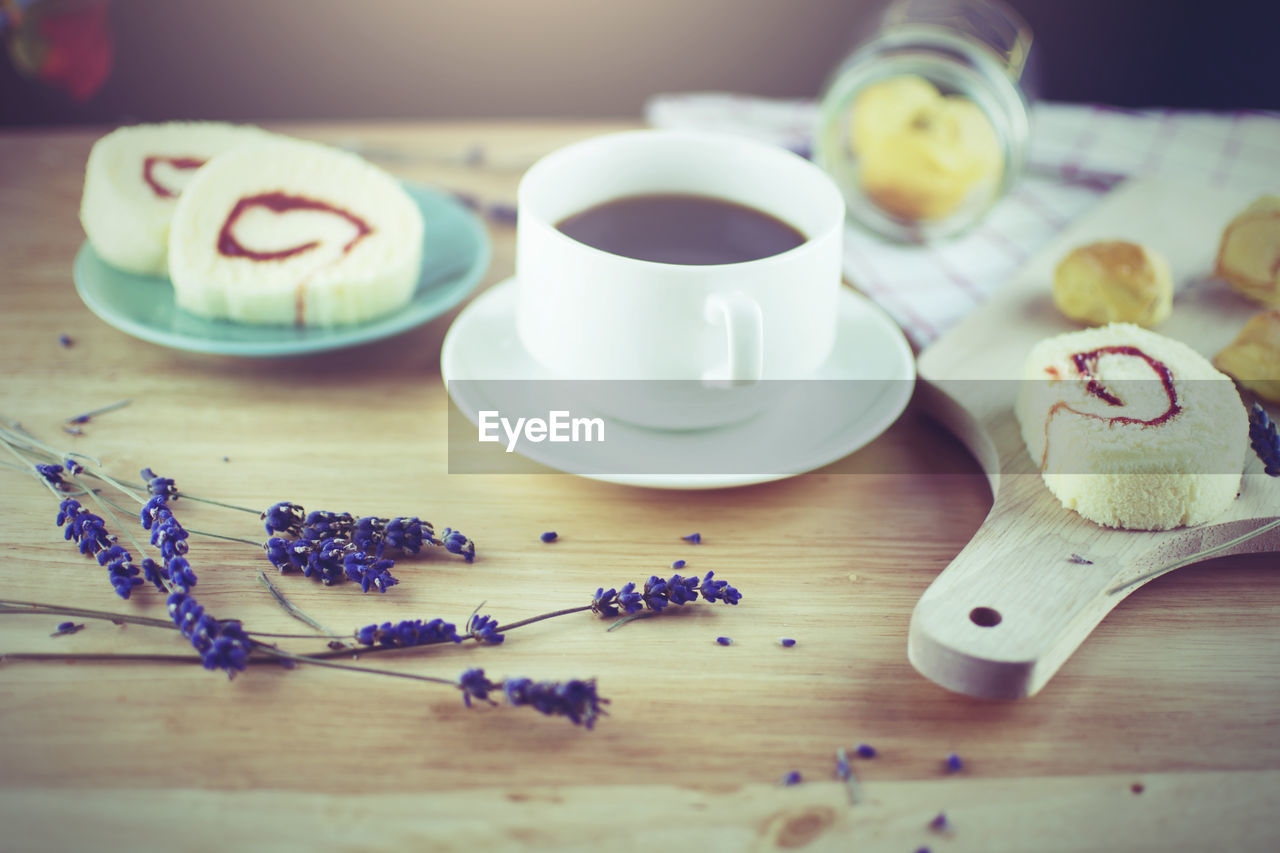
xmin=969 ymin=606 xmax=1002 ymax=627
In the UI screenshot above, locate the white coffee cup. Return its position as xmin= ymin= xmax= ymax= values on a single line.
xmin=515 ymin=130 xmax=844 ymax=427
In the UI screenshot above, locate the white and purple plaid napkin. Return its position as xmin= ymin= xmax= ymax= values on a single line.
xmin=647 ymin=93 xmax=1280 ymax=347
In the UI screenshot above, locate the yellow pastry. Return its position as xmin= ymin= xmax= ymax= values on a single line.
xmin=1052 ymin=241 xmax=1173 ymax=328
xmin=850 ymin=75 xmax=1003 ymax=222
xmin=1216 ymin=195 xmax=1280 ymax=306
xmin=1215 ymin=309 xmax=1280 ymax=402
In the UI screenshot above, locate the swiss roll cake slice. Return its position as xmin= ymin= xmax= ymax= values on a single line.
xmin=168 ymin=138 xmax=424 ymax=326
xmin=80 ymin=122 xmax=273 ymax=276
xmin=1015 ymin=323 xmax=1248 ymax=530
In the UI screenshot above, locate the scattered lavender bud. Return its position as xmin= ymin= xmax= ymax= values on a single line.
xmin=440 ymin=527 xmax=476 ymax=562
xmin=682 ymin=532 xmax=702 ymax=544
xmin=916 ymin=848 xmax=932 ymax=853
xmin=780 ymin=637 xmax=796 ymax=647
xmin=856 ymin=743 xmax=877 ymax=759
xmin=58 ymin=334 xmax=73 ymax=348
xmin=671 ymin=559 xmax=686 ymax=569
xmin=1249 ymin=403 xmax=1280 ymax=476
xmin=540 ymin=531 xmax=557 ymax=543
xmin=451 ymin=189 xmax=480 ymax=210
xmin=35 ymin=464 xmax=65 ymax=486
xmin=716 ymin=636 xmax=732 ymax=646
xmin=222 ymin=456 xmax=229 ymax=462
xmin=62 ymin=458 xmax=83 ymax=475
xmin=486 ymin=203 xmax=518 ymax=226
xmin=780 ymin=771 xmax=802 ymax=786
xmin=945 ymin=753 xmax=963 ymax=773
xmin=51 ymin=621 xmax=83 ymax=636
xmin=929 ymin=812 xmax=949 ymax=832
xmin=1068 ymin=553 xmax=1093 ymax=565
xmin=62 ymin=425 xmax=83 ymax=436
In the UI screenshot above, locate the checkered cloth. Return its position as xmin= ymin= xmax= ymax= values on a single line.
xmin=646 ymin=94 xmax=1280 ymax=347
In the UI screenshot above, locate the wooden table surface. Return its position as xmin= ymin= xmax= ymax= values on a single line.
xmin=0 ymin=122 xmax=1277 ymax=852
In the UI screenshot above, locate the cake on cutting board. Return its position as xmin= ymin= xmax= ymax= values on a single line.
xmin=1015 ymin=323 xmax=1247 ymax=530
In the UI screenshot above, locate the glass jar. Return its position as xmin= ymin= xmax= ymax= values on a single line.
xmin=815 ymin=0 xmax=1033 ymax=242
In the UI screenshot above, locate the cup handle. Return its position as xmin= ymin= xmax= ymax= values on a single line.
xmin=703 ymin=291 xmax=764 ymax=384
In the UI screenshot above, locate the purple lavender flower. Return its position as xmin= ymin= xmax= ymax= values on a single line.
xmin=62 ymin=458 xmax=83 ymax=475
xmin=929 ymin=812 xmax=949 ymax=832
xmin=303 ymin=510 xmax=356 ymax=541
xmin=304 ymin=538 xmax=350 ymax=585
xmin=1249 ymin=403 xmax=1280 ymax=476
xmin=96 ymin=542 xmax=143 ymax=598
xmin=716 ymin=636 xmax=732 ymax=646
xmin=486 ymin=203 xmax=518 ymax=226
xmin=641 ymin=575 xmax=669 ymax=612
xmin=166 ymin=555 xmax=197 ymax=591
xmin=342 ymin=548 xmax=399 ymax=593
xmin=167 ymin=591 xmax=251 ymax=677
xmin=139 ymin=495 xmax=168 ymax=529
xmin=856 ymin=743 xmax=877 ymax=759
xmin=139 ymin=467 xmax=177 ymax=499
xmin=944 ymin=753 xmax=963 ymax=773
xmin=502 ymin=675 xmax=606 ymax=729
xmin=594 ymin=572 xmax=739 ymax=618
xmin=440 ymin=527 xmax=475 ymax=562
xmin=356 ymin=618 xmax=460 ymax=648
xmin=350 ymin=516 xmax=385 ymax=551
xmin=780 ymin=638 xmax=796 ymax=647
xmin=36 ymin=463 xmax=65 ymax=486
xmin=540 ymin=531 xmax=557 ymax=543
xmin=383 ymin=517 xmax=430 ymax=554
xmin=682 ymin=532 xmax=702 ymax=544
xmin=261 ymin=502 xmax=306 ymax=536
xmin=58 ymin=334 xmax=73 ymax=348
xmin=141 ymin=557 xmax=168 ymax=592
xmin=57 ymin=499 xmax=111 ymax=558
xmin=467 ymin=613 xmax=504 ymax=644
xmin=148 ymin=506 xmax=189 ymax=560
xmin=780 ymin=771 xmax=802 ymax=786
xmin=671 ymin=559 xmax=685 ymax=569
xmin=459 ymin=667 xmax=494 ymax=707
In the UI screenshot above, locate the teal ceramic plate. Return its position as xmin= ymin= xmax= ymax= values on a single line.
xmin=73 ymin=182 xmax=491 ymax=356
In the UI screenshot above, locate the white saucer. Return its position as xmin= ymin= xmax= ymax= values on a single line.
xmin=440 ymin=276 xmax=916 ymax=489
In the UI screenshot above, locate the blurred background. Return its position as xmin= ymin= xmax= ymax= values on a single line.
xmin=3 ymin=0 xmax=1279 ymax=125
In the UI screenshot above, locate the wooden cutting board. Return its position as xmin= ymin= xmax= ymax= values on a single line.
xmin=911 ymin=178 xmax=1280 ymax=700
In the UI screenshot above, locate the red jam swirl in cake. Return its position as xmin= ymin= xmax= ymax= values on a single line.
xmin=216 ymin=192 xmax=372 ymax=262
xmin=142 ymin=156 xmax=206 ymax=199
xmin=1039 ymin=345 xmax=1181 ymax=470
xmin=217 ymin=193 xmax=374 ymax=325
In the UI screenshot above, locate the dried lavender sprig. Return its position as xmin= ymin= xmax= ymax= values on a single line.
xmin=459 ymin=667 xmax=608 ymax=728
xmin=591 ymin=570 xmax=741 ymax=617
xmin=1249 ymin=403 xmax=1280 ymax=477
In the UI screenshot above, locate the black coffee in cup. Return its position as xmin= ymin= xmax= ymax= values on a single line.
xmin=555 ymin=193 xmax=806 ymax=266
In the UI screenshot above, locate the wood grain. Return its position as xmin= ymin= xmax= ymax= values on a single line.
xmin=0 ymin=125 xmax=1278 ymax=851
